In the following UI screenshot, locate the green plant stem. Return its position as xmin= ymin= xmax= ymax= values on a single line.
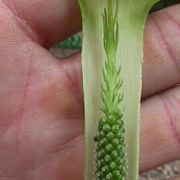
xmin=78 ymin=0 xmax=159 ymax=179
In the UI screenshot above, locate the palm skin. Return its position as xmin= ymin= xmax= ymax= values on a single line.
xmin=0 ymin=52 xmax=83 ymax=179
xmin=0 ymin=0 xmax=179 ymax=179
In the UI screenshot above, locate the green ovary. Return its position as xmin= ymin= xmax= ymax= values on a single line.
xmin=95 ymin=113 xmax=127 ymax=179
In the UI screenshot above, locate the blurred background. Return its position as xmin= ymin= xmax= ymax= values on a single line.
xmin=151 ymin=0 xmax=179 ymax=12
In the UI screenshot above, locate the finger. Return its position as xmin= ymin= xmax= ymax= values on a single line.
xmin=140 ymin=86 xmax=180 ymax=172
xmin=56 ymin=5 xmax=180 ymax=100
xmin=1 ymin=0 xmax=180 ymax=99
xmin=2 ymin=0 xmax=81 ymax=46
xmin=56 ymin=5 xmax=179 ymax=100
xmin=45 ymin=58 xmax=180 ymax=174
xmin=0 ymin=0 xmax=81 ymax=117
xmin=143 ymin=5 xmax=180 ymax=99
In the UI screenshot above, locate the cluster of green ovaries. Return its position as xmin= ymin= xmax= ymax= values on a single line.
xmin=95 ymin=0 xmax=128 ymax=179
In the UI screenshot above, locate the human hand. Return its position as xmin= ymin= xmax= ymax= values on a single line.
xmin=0 ymin=1 xmax=179 ymax=179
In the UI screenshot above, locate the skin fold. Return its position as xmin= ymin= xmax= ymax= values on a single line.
xmin=0 ymin=0 xmax=179 ymax=179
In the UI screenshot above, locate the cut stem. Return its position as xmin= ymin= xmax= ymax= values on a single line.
xmin=78 ymin=0 xmax=159 ymax=179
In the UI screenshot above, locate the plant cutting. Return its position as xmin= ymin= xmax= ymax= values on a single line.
xmin=78 ymin=0 xmax=159 ymax=179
